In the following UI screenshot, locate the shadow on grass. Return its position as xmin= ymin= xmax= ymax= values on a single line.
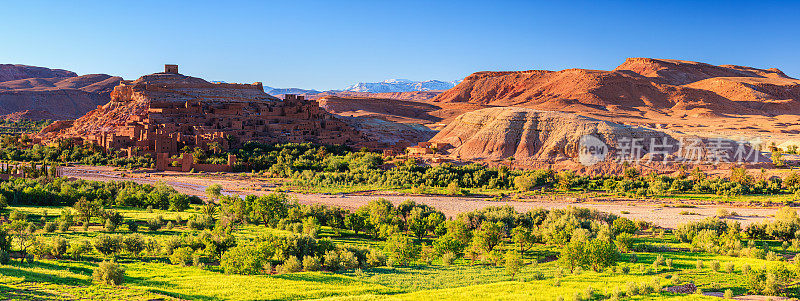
xmin=0 ymin=283 xmax=63 ymax=300
xmin=0 ymin=263 xmax=90 ymax=286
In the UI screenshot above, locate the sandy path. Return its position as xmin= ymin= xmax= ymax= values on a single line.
xmin=61 ymin=165 xmax=779 ymax=228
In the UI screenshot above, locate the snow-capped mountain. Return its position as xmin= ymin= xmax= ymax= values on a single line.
xmin=265 ymin=87 xmax=321 ymax=96
xmin=343 ymin=79 xmax=458 ymax=93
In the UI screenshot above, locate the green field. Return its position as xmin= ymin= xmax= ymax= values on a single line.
xmin=0 ymin=203 xmax=796 ymax=300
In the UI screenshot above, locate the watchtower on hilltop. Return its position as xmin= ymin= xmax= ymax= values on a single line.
xmin=164 ymin=64 xmax=179 ymax=74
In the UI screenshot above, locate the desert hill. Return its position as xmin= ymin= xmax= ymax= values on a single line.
xmin=318 ymin=95 xmax=442 ymax=124
xmin=432 ymin=58 xmax=800 ymax=116
xmin=430 ymin=58 xmax=800 ymax=145
xmin=430 ymin=107 xmax=674 ymax=163
xmin=429 ymin=107 xmax=767 ymax=170
xmin=0 ymin=64 xmax=122 ymax=120
xmin=0 ymin=110 xmax=62 ymax=122
xmin=0 ymin=64 xmax=77 ymax=82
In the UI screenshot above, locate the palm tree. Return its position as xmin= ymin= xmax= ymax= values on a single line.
xmin=209 ymin=141 xmax=222 ymax=154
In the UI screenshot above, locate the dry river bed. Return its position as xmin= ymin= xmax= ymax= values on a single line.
xmin=62 ymin=165 xmax=779 ymax=229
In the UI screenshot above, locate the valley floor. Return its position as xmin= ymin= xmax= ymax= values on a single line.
xmin=61 ymin=165 xmax=781 ymax=229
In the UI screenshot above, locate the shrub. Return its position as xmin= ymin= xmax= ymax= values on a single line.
xmin=724 ymin=262 xmax=734 ymax=273
xmin=323 ymin=249 xmax=359 ymax=271
xmin=626 ymin=281 xmax=639 ymax=296
xmin=126 ymin=221 xmax=139 ymax=232
xmin=652 ymin=254 xmax=665 ymax=268
xmin=282 ymin=256 xmax=302 ymax=273
xmin=742 ymin=264 xmax=751 ymax=274
xmin=57 ymin=209 xmax=74 ymax=230
xmin=170 ymin=247 xmax=194 ymax=266
xmin=44 ymin=222 xmax=57 ymax=233
xmin=93 ymin=260 xmax=124 ymax=286
xmin=696 ymin=259 xmax=703 ymax=269
xmin=710 ymin=260 xmax=720 ymax=272
xmin=146 ymin=217 xmax=163 ymax=231
xmin=188 ymin=215 xmax=214 ymax=230
xmin=766 ymin=251 xmax=780 ymax=261
xmin=614 ymin=233 xmax=634 ymax=253
xmin=442 ymin=251 xmax=456 ymax=266
xmin=262 ymin=261 xmax=273 ymax=274
xmin=94 ymin=235 xmax=121 ymax=256
xmin=724 ymin=289 xmax=733 ymax=299
xmin=122 ymin=234 xmax=145 ymax=256
xmin=104 ymin=219 xmax=117 ymax=232
xmin=58 ymin=220 xmax=71 ymax=232
xmin=169 ymin=193 xmax=190 ymax=211
xmin=303 ymin=255 xmax=321 ymax=271
xmin=612 ymin=217 xmax=638 ymax=235
xmin=50 ymin=236 xmax=69 ymax=259
xmin=504 ymin=251 xmax=523 ymax=280
xmin=221 ymin=245 xmax=263 ymax=275
xmin=192 ymin=252 xmax=205 ymax=268
xmin=9 ymin=210 xmax=27 ymax=221
xmin=68 ymin=240 xmax=91 ymax=260
xmin=339 ymin=249 xmax=359 ymax=270
xmin=366 ymin=251 xmax=387 ymax=268
xmin=665 ymin=258 xmax=673 ymax=269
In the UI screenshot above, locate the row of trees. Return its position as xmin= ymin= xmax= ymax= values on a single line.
xmin=4 ymin=138 xmax=798 ymax=198
xmin=0 ymin=136 xmax=153 ymax=169
xmin=0 ymin=177 xmax=199 ymax=210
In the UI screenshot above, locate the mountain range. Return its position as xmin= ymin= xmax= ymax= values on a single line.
xmin=263 ymin=79 xmax=460 ymax=97
xmin=342 ymin=79 xmax=458 ymax=93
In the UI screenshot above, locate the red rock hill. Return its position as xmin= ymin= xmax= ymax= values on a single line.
xmin=0 ymin=64 xmax=122 ymax=120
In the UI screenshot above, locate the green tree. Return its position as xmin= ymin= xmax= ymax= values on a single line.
xmin=72 ymin=197 xmax=100 ymax=228
xmin=251 ymin=193 xmax=288 ymax=227
xmin=344 ymin=212 xmax=368 ymax=235
xmin=511 ymin=226 xmax=536 ymax=253
xmin=611 ymin=217 xmax=638 ymax=235
xmin=559 ymin=240 xmax=584 ymax=272
xmin=384 ymin=234 xmax=420 ymax=266
xmin=504 ymin=250 xmax=523 ymax=280
xmin=772 ymin=150 xmax=785 ymax=168
xmin=584 ymin=238 xmax=619 ymax=271
xmin=407 ymin=207 xmax=429 ymax=238
xmin=472 ymin=221 xmax=503 ymax=253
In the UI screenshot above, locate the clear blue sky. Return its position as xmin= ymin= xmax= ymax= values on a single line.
xmin=1 ymin=0 xmax=798 ymax=90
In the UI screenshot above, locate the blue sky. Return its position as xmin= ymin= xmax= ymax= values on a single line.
xmin=1 ymin=0 xmax=798 ymax=90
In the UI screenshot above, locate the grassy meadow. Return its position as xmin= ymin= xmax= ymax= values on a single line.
xmin=1 ymin=204 xmax=796 ymax=300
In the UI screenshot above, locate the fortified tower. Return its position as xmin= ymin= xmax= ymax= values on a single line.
xmin=164 ymin=64 xmax=179 ymax=74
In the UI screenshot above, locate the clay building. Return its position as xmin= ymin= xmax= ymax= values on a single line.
xmin=40 ymin=65 xmax=375 ymax=157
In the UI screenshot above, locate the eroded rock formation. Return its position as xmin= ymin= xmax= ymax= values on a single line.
xmin=430 ymin=107 xmax=676 ymax=163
